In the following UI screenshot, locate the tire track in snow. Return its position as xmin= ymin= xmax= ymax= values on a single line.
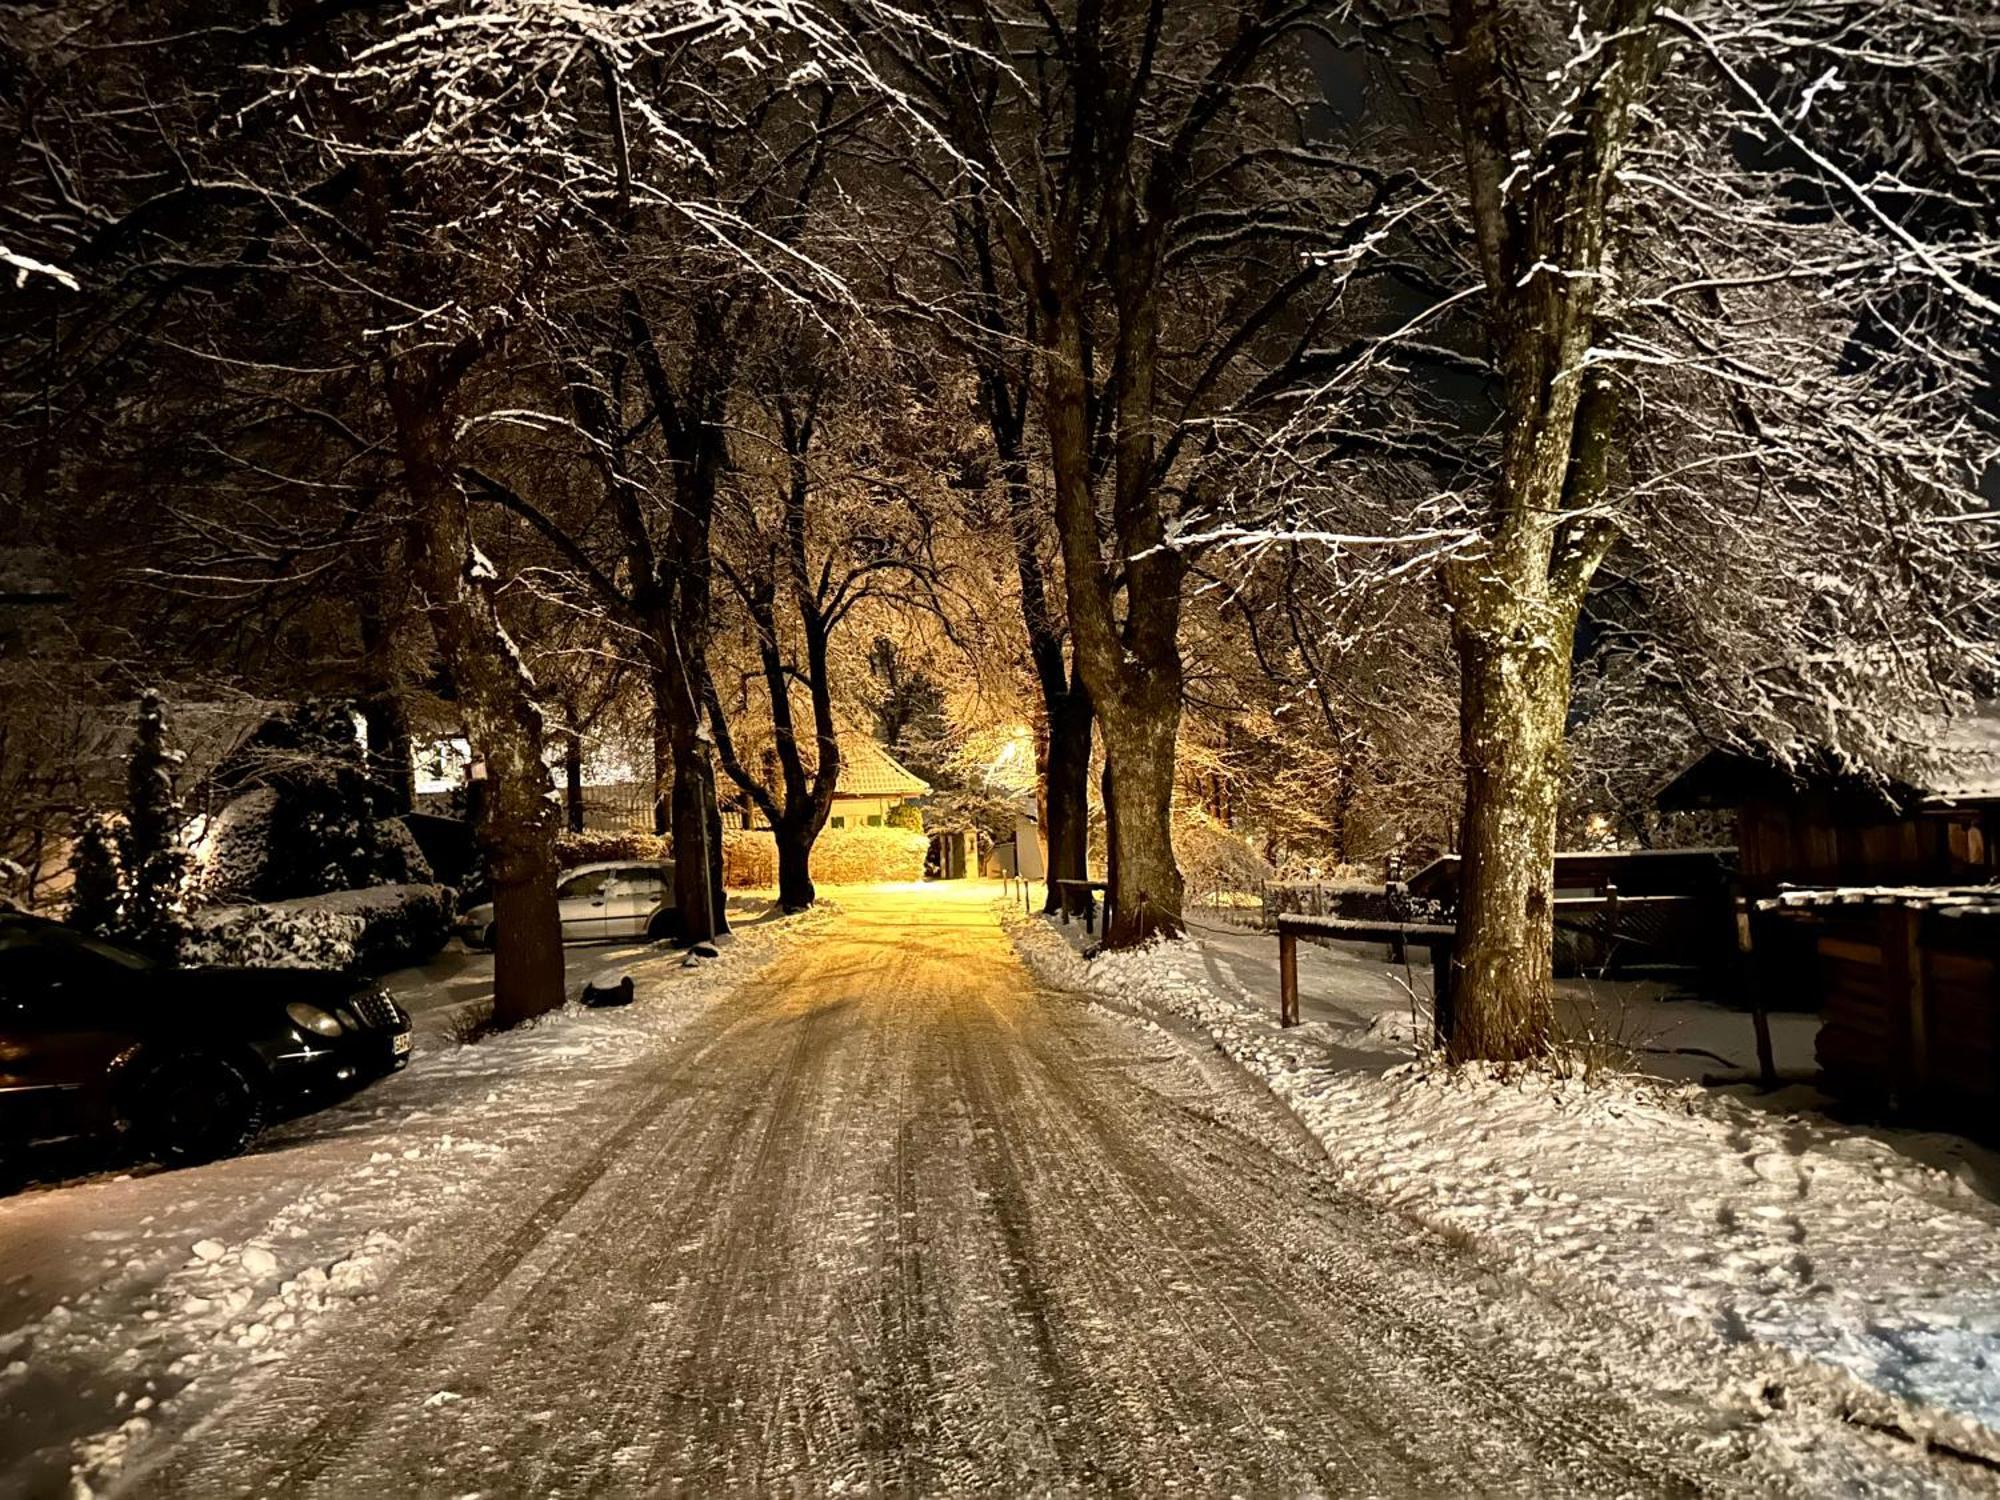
xmin=130 ymin=997 xmax=775 ymax=1497
xmin=121 ymin=888 xmax=1775 ymax=1496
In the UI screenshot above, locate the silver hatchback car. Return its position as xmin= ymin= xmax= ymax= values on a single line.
xmin=458 ymin=861 xmax=679 ymax=947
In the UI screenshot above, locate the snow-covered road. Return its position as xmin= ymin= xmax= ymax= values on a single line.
xmin=2 ymin=885 xmax=1967 ymax=1495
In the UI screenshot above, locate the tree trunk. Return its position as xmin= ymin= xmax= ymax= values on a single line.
xmin=670 ymin=728 xmax=728 ymax=945
xmin=1098 ymin=707 xmax=1184 ymax=947
xmin=1330 ymin=753 xmax=1356 ymax=867
xmin=360 ymin=696 xmax=416 ymax=817
xmin=1040 ymin=298 xmax=1186 ymax=948
xmin=651 ymin=689 xmax=673 ymax=838
xmin=564 ymin=735 xmax=585 ymax=834
xmin=1445 ymin=609 xmax=1575 ymax=1062
xmin=1043 ymin=686 xmax=1093 ymax=916
xmin=774 ymin=822 xmax=815 ymax=913
xmin=388 ymin=381 xmax=563 ymax=1030
xmin=650 ymin=664 xmax=730 ymax=946
xmin=1439 ymin=0 xmax=1654 ymax=1058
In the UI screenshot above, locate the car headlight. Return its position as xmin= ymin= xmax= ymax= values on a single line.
xmin=286 ymin=1001 xmax=345 ymax=1038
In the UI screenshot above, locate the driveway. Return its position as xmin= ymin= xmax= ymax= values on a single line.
xmin=103 ymin=884 xmax=1756 ymax=1496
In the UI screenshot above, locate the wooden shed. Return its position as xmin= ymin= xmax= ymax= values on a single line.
xmin=1655 ymin=711 xmax=2000 ymax=1128
xmin=1657 ymin=755 xmax=1999 ymax=898
xmin=1657 ymin=714 xmax=2000 ymax=1006
xmin=1762 ymin=886 xmax=2000 ymax=1134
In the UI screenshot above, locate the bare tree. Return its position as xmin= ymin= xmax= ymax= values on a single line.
xmin=703 ymin=326 xmax=939 ymax=908
xmin=854 ymin=1 xmax=1384 ymax=944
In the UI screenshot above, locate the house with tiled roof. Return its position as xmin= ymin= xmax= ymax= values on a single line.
xmin=820 ymin=739 xmax=931 ymax=830
xmin=720 ymin=737 xmax=932 ymax=832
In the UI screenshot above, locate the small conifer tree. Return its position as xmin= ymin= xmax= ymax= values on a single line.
xmin=67 ymin=812 xmax=125 ymax=937
xmin=117 ymin=691 xmax=191 ymax=955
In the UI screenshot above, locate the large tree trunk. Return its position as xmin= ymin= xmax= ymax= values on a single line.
xmin=1445 ymin=605 xmax=1575 ymax=1061
xmin=1043 ymin=684 xmax=1093 ymax=916
xmin=773 ymin=822 xmax=815 ymax=913
xmin=1040 ymin=298 xmax=1187 ymax=948
xmin=671 ymin=724 xmax=728 ymax=945
xmin=651 ymin=663 xmax=730 ymax=946
xmin=1438 ymin=0 xmax=1654 ymax=1058
xmin=1097 ymin=696 xmax=1184 ymax=946
xmin=389 ymin=382 xmax=563 ymax=1030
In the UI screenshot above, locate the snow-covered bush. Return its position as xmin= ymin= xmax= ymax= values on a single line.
xmin=189 ymin=779 xmax=434 ymax=905
xmin=187 ymin=787 xmax=278 ymax=904
xmin=183 ymin=902 xmax=362 ymax=971
xmin=277 ymin=884 xmax=451 ymax=971
xmin=721 ymin=826 xmax=929 ymax=887
xmin=813 ymin=826 xmax=928 ymax=884
xmin=180 ymin=884 xmax=450 ymax=973
xmin=1175 ymin=811 xmax=1273 ymax=908
xmin=555 ymin=829 xmax=671 ymax=867
xmin=721 ymin=829 xmax=777 ymax=888
xmin=67 ymin=811 xmax=125 ymax=936
xmin=191 ymin=702 xmax=434 ymax=905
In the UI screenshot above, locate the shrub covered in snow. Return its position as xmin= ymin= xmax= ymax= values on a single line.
xmin=1174 ymin=810 xmax=1273 ymax=907
xmin=183 ymin=902 xmax=362 ymax=971
xmin=814 ymin=826 xmax=929 ymax=884
xmin=190 ymin=702 xmax=433 ymax=905
xmin=182 ymin=884 xmax=451 ymax=972
xmin=555 ymin=829 xmax=671 ymax=867
xmin=722 ymin=826 xmax=928 ymax=887
xmin=721 ymin=829 xmax=777 ymax=889
xmin=188 ymin=788 xmax=279 ymax=904
xmin=280 ymin=884 xmax=451 ymax=971
xmin=68 ymin=811 xmax=126 ymax=936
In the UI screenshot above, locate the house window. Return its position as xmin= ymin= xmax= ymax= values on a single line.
xmin=831 ymin=816 xmax=845 ymax=829
xmin=867 ymin=815 xmax=882 ymax=827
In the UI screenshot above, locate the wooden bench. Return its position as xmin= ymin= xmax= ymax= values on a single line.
xmin=1275 ymin=913 xmax=1459 ymax=1041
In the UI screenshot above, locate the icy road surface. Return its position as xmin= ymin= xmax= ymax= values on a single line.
xmin=6 ymin=887 xmax=1945 ymax=1495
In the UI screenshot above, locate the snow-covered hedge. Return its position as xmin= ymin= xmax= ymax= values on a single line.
xmin=187 ymin=787 xmax=279 ymax=905
xmin=184 ymin=884 xmax=451 ymax=973
xmin=184 ymin=902 xmax=361 ymax=971
xmin=721 ymin=826 xmax=928 ymax=887
xmin=721 ymin=829 xmax=777 ymax=888
xmin=555 ymin=829 xmax=671 ymax=867
xmin=282 ymin=884 xmax=452 ymax=971
xmin=188 ymin=784 xmax=433 ymax=905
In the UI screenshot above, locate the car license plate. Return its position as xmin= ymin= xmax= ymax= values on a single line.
xmin=391 ymin=1031 xmax=413 ymax=1056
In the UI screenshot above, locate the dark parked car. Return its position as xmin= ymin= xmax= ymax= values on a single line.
xmin=0 ymin=914 xmax=412 ymax=1165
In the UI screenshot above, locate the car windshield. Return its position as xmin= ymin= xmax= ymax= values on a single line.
xmin=0 ymin=923 xmax=156 ymax=972
xmin=67 ymin=931 xmax=157 ymax=971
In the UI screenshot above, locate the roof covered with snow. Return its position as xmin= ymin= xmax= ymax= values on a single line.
xmin=1659 ymin=702 xmax=2000 ymax=813
xmin=1904 ymin=702 xmax=2000 ymax=803
xmin=836 ymin=739 xmax=930 ymax=799
xmin=1762 ymin=884 xmax=2000 ymax=918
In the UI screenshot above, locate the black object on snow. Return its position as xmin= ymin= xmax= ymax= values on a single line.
xmin=581 ymin=972 xmax=635 ymax=1008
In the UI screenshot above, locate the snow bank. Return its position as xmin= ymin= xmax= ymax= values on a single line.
xmin=1007 ymin=905 xmax=2000 ymax=1457
xmin=0 ymin=902 xmax=828 ymax=1497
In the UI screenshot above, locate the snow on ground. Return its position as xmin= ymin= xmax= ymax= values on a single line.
xmin=1008 ymin=903 xmax=2000 ymax=1464
xmin=0 ymin=899 xmax=827 ymax=1499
